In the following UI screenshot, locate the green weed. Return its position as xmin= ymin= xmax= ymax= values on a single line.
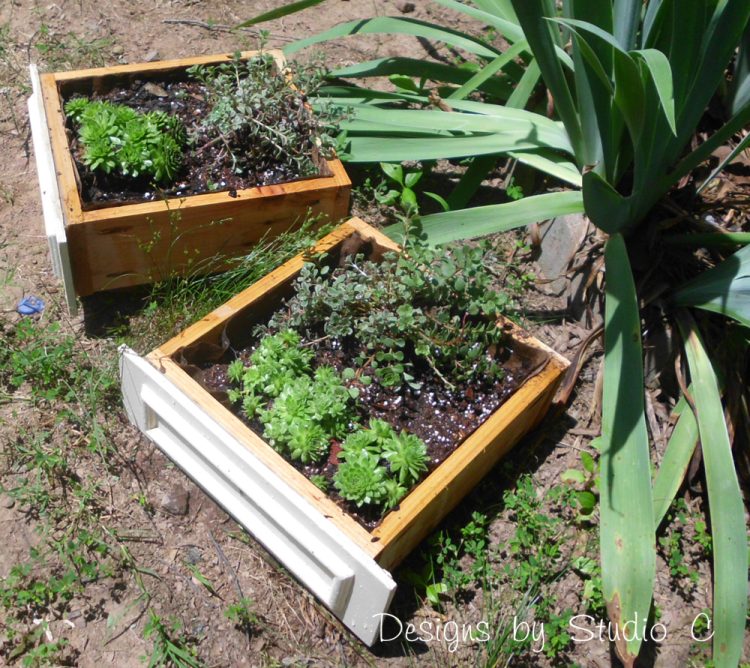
xmin=561 ymin=447 xmax=599 ymax=521
xmin=224 ymin=597 xmax=258 ymax=635
xmin=34 ymin=25 xmax=113 ymax=72
xmin=403 ymin=475 xmax=581 ymax=664
xmin=142 ymin=611 xmax=203 ymax=668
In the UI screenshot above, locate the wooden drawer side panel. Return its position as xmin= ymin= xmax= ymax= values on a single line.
xmin=68 ymin=184 xmax=349 ymax=296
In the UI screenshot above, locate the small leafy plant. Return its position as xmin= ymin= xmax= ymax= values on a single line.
xmin=188 ymin=52 xmax=336 ymax=179
xmin=64 ymin=98 xmax=186 ymax=183
xmin=265 ymin=237 xmax=513 ymax=391
xmin=224 ymin=597 xmax=258 ymax=635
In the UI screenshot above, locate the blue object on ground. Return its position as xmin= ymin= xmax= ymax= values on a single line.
xmin=17 ymin=295 xmax=45 ymax=315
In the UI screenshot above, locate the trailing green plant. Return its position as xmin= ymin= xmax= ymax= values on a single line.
xmin=65 ymin=98 xmax=186 ymax=183
xmin=265 ymin=236 xmax=514 ymax=391
xmin=187 ymin=52 xmax=337 ymax=180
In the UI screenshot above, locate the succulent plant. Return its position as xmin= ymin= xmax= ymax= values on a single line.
xmin=333 ymin=451 xmax=387 ymax=507
xmin=382 ymin=478 xmax=408 ymax=510
xmin=336 ymin=419 xmax=428 ymax=509
xmin=64 ymin=97 xmax=187 ymax=183
xmin=382 ymin=432 xmax=429 ymax=486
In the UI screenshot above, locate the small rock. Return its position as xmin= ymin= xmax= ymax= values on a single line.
xmin=112 ymin=44 xmax=124 ymax=56
xmin=537 ymin=213 xmax=589 ymax=281
xmin=160 ymin=485 xmax=189 ymax=516
xmin=144 ymin=50 xmax=160 ymax=62
xmin=0 ymin=495 xmax=15 ymax=509
xmin=395 ymin=0 xmax=415 ymax=12
xmin=144 ymin=82 xmax=169 ymax=97
xmin=184 ymin=546 xmax=202 ymax=565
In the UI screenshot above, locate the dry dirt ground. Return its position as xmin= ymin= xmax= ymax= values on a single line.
xmin=0 ymin=1 xmax=747 ymax=667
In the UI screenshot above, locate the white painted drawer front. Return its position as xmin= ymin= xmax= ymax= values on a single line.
xmin=27 ymin=64 xmax=77 ymax=315
xmin=120 ymin=347 xmax=396 ymax=645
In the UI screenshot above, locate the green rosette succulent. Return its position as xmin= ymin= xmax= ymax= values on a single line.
xmin=334 ymin=451 xmax=387 ymax=507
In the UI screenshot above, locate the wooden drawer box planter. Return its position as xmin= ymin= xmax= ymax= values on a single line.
xmin=27 ymin=51 xmax=351 ymax=313
xmin=120 ymin=218 xmax=568 ymax=645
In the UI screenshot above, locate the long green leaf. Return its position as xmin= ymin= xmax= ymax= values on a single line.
xmin=384 ymin=191 xmax=584 ymax=245
xmin=235 ymin=0 xmax=325 ymax=28
xmin=672 ymin=244 xmax=750 ymax=327
xmin=284 ymin=17 xmax=501 ymax=58
xmin=600 ymin=234 xmax=655 ymax=665
xmin=632 ymin=49 xmax=676 ymax=135
xmin=612 ymin=0 xmax=640 ymax=50
xmin=507 ymin=150 xmax=582 ymax=186
xmin=448 ymin=0 xmax=576 ymax=70
xmin=675 ymin=311 xmax=748 ymax=668
xmin=433 ymin=0 xmax=525 ymax=43
xmin=642 ymin=0 xmax=665 ymax=46
xmin=338 ymin=105 xmax=571 ymax=146
xmin=729 ymin=21 xmax=750 ymax=115
xmin=472 ymin=0 xmax=519 ymax=24
xmin=506 ymin=59 xmax=542 ymax=108
xmin=330 ymin=58 xmax=513 ymax=99
xmin=343 ymin=134 xmax=562 ymax=162
xmin=652 ymin=395 xmax=699 ymax=528
xmin=566 ymin=6 xmax=609 ymax=174
xmin=670 ymin=3 xmax=750 ymax=153
xmin=511 ymin=0 xmax=584 ymax=159
xmin=450 ymin=41 xmax=529 ymax=100
xmin=553 ymin=18 xmax=646 ymax=144
xmin=582 ymin=170 xmax=633 ymax=234
xmin=446 ymin=155 xmax=497 ymax=210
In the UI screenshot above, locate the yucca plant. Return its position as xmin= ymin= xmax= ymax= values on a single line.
xmin=248 ymin=1 xmax=750 ymax=665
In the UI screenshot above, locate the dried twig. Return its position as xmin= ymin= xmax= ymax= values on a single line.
xmin=208 ymin=528 xmax=244 ymax=601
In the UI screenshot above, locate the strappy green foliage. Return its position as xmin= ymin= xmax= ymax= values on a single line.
xmin=275 ymin=1 xmax=750 ymax=664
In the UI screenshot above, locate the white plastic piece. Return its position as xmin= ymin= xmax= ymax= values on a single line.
xmin=27 ymin=64 xmax=78 ymax=315
xmin=119 ymin=347 xmax=396 ymax=645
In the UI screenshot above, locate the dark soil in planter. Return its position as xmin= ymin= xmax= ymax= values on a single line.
xmin=182 ymin=321 xmax=548 ymax=531
xmin=63 ymin=77 xmax=324 ymax=209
